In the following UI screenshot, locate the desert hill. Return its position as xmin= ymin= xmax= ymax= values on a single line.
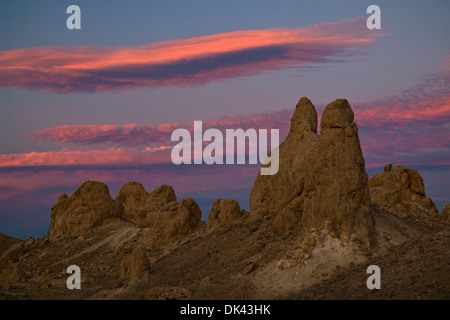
xmin=1 ymin=98 xmax=449 ymax=300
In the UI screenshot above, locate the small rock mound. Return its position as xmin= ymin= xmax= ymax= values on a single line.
xmin=369 ymin=164 xmax=438 ymax=218
xmin=250 ymin=98 xmax=375 ymax=250
xmin=48 ymin=181 xmax=123 ymax=240
xmin=208 ymin=199 xmax=243 ymax=229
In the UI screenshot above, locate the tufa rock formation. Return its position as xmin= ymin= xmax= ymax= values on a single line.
xmin=207 ymin=199 xmax=243 ymax=229
xmin=115 ymin=182 xmax=177 ymax=226
xmin=441 ymin=204 xmax=450 ymax=220
xmin=115 ymin=181 xmax=153 ymax=225
xmin=1 ymin=97 xmax=449 ymax=300
xmin=369 ymin=164 xmax=438 ymax=218
xmin=115 ymin=182 xmax=202 ymax=238
xmin=250 ymin=97 xmax=375 ymax=250
xmin=49 ymin=181 xmax=203 ymax=240
xmin=143 ymin=200 xmax=202 ymax=238
xmin=48 ymin=181 xmax=123 ymax=239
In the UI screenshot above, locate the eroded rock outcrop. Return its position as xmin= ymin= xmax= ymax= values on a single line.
xmin=144 ymin=200 xmax=202 ymax=237
xmin=441 ymin=204 xmax=450 ymax=220
xmin=48 ymin=180 xmax=202 ymax=240
xmin=0 ymin=242 xmax=25 ymax=267
xmin=48 ymin=181 xmax=123 ymax=240
xmin=115 ymin=182 xmax=178 ymax=226
xmin=250 ymin=97 xmax=375 ymax=249
xmin=119 ymin=247 xmax=150 ymax=283
xmin=369 ymin=164 xmax=438 ymax=218
xmin=208 ymin=199 xmax=243 ymax=229
xmin=116 ymin=182 xmax=202 ymax=237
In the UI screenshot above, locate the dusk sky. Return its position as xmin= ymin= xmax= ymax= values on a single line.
xmin=1 ymin=1 xmax=449 ymax=239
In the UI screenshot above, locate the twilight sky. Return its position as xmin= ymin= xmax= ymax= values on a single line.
xmin=0 ymin=0 xmax=449 ymax=239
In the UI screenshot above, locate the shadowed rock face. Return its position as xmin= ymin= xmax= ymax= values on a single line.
xmin=369 ymin=164 xmax=439 ymax=218
xmin=48 ymin=181 xmax=123 ymax=240
xmin=250 ymin=97 xmax=375 ymax=250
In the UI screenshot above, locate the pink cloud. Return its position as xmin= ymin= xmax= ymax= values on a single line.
xmin=0 ymin=17 xmax=383 ymax=93
xmin=0 ymin=148 xmax=170 ymax=168
xmin=356 ymin=55 xmax=450 ymax=126
xmin=29 ymin=123 xmax=181 ymax=146
xmin=29 ymin=111 xmax=290 ymax=146
xmin=6 ymin=55 xmax=450 ymax=172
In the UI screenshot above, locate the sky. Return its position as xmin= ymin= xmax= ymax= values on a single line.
xmin=0 ymin=0 xmax=449 ymax=239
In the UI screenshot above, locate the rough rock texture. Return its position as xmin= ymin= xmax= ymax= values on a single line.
xmin=148 ymin=185 xmax=177 ymax=209
xmin=250 ymin=97 xmax=374 ymax=249
xmin=48 ymin=181 xmax=123 ymax=239
xmin=116 ymin=182 xmax=202 ymax=237
xmin=2 ymin=97 xmax=448 ymax=301
xmin=208 ymin=199 xmax=243 ymax=229
xmin=119 ymin=247 xmax=150 ymax=283
xmin=0 ymin=242 xmax=25 ymax=267
xmin=116 ymin=183 xmax=177 ymax=226
xmin=0 ymin=233 xmax=21 ymax=257
xmin=441 ymin=204 xmax=450 ymax=220
xmin=369 ymin=165 xmax=439 ymax=218
xmin=145 ymin=201 xmax=202 ymax=238
xmin=115 ymin=182 xmax=151 ymax=225
xmin=145 ymin=287 xmax=191 ymax=300
xmin=0 ymin=264 xmax=28 ymax=290
xmin=180 ymin=198 xmax=202 ymax=221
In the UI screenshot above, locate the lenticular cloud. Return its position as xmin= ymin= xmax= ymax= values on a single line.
xmin=0 ymin=17 xmax=382 ymax=93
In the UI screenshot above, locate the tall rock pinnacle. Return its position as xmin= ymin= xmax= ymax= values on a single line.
xmin=250 ymin=98 xmax=375 ymax=250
